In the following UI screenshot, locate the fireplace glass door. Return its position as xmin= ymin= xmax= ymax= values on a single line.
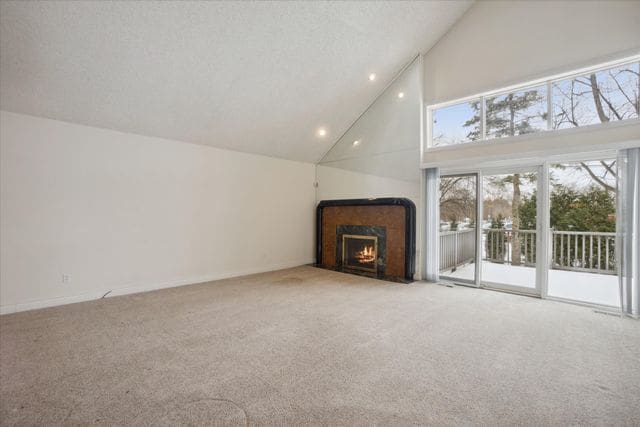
xmin=342 ymin=235 xmax=378 ymax=272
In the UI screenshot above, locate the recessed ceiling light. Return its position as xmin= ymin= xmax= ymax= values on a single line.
xmin=353 ymin=140 xmax=360 ymax=146
xmin=368 ymin=73 xmax=376 ymax=81
xmin=317 ymin=128 xmax=327 ymax=137
xmin=398 ymin=92 xmax=405 ymax=98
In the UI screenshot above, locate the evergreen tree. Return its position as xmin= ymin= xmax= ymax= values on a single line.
xmin=519 ymin=193 xmax=537 ymax=230
xmin=463 ymin=90 xmax=546 ymax=140
xmin=520 ymin=187 xmax=615 ymax=233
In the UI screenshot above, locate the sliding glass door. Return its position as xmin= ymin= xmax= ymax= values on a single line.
xmin=480 ymin=167 xmax=540 ymax=295
xmin=547 ymin=159 xmax=620 ymax=307
xmin=438 ymin=167 xmax=542 ymax=295
xmin=436 ymin=155 xmax=624 ymax=309
xmin=439 ymin=174 xmax=478 ymax=284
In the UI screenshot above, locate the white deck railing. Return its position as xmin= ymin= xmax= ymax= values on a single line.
xmin=551 ymin=230 xmax=616 ymax=274
xmin=439 ymin=229 xmax=475 ymax=272
xmin=440 ymin=229 xmax=617 ymax=275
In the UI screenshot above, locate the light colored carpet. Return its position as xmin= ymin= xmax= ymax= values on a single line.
xmin=1 ymin=266 xmax=639 ymax=426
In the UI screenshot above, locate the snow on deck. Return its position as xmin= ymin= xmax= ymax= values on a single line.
xmin=442 ymin=261 xmax=620 ymax=307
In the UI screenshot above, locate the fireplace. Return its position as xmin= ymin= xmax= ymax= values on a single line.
xmin=335 ymin=224 xmax=387 ymax=278
xmin=316 ymin=198 xmax=415 ymax=282
xmin=342 ymin=234 xmax=378 ymax=273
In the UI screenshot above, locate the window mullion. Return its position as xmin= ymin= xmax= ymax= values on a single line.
xmin=480 ymin=96 xmax=486 ymax=141
xmin=546 ymin=80 xmax=553 ymax=131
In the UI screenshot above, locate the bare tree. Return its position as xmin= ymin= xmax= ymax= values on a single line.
xmin=440 ymin=176 xmax=475 ymax=228
xmin=553 ymin=62 xmax=639 ymax=192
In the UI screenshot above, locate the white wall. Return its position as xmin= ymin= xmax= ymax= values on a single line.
xmin=316 ymin=165 xmax=419 ymax=206
xmin=0 ymin=111 xmax=316 ymax=314
xmin=320 ymin=57 xmax=422 ymax=182
xmin=424 ymin=0 xmax=640 ymax=105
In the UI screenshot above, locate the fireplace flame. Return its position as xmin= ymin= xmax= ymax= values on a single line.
xmin=355 ymin=245 xmax=376 ymax=264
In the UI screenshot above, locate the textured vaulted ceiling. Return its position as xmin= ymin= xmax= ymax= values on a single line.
xmin=0 ymin=1 xmax=472 ymax=162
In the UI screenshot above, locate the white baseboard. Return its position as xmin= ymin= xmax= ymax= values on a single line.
xmin=0 ymin=259 xmax=314 ymax=315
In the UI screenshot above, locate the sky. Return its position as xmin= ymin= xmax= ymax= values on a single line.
xmin=431 ymin=61 xmax=639 ymax=147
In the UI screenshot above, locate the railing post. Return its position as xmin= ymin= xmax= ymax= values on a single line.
xmin=589 ymin=235 xmax=593 ymax=269
xmin=552 ymin=231 xmax=555 ymax=267
xmin=454 ymin=232 xmax=458 ymax=268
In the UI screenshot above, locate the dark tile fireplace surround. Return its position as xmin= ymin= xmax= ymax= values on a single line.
xmin=316 ymin=198 xmax=416 ymax=283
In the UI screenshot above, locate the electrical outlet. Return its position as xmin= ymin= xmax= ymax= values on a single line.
xmin=62 ymin=274 xmax=71 ymax=284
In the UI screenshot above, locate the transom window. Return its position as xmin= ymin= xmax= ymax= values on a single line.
xmin=428 ymin=58 xmax=640 ymax=149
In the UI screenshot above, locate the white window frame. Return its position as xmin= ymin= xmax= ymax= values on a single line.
xmin=425 ymin=55 xmax=640 ymax=152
